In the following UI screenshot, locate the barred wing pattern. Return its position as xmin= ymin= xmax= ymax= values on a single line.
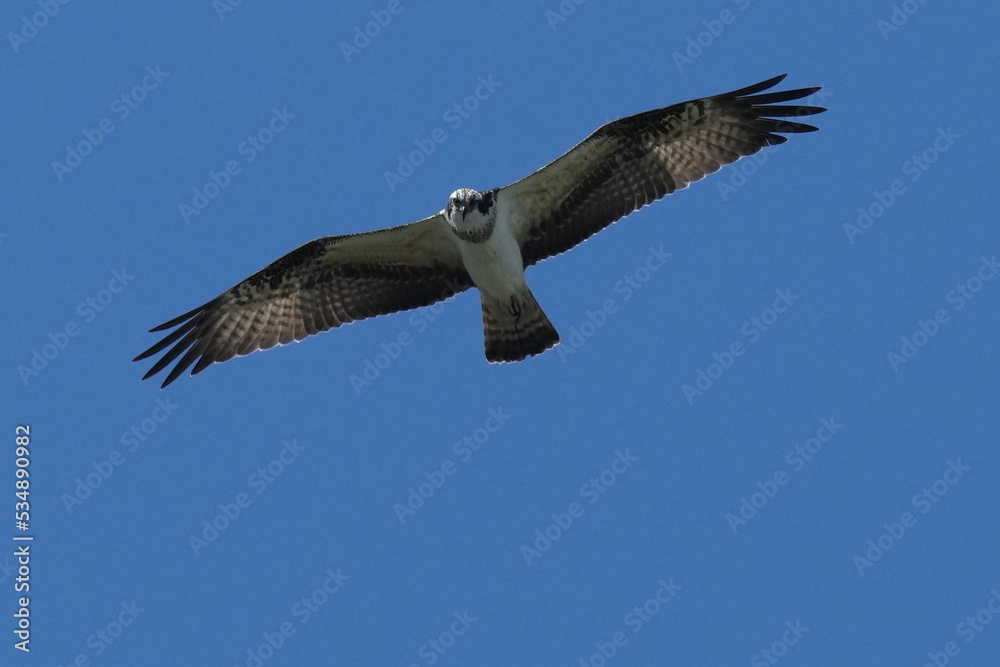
xmin=502 ymin=74 xmax=824 ymax=266
xmin=137 ymin=75 xmax=825 ymax=386
xmin=135 ymin=215 xmax=470 ymax=387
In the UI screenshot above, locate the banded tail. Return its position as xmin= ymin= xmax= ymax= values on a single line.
xmin=482 ymin=288 xmax=559 ymax=362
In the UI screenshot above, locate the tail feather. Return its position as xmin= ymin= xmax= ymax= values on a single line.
xmin=482 ymin=288 xmax=560 ymax=362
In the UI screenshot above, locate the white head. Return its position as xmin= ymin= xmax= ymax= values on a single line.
xmin=444 ymin=188 xmax=496 ymax=242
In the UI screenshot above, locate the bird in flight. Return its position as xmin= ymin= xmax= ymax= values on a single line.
xmin=136 ymin=74 xmax=825 ymax=387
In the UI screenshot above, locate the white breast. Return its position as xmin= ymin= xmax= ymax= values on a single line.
xmin=458 ymin=213 xmax=526 ymax=301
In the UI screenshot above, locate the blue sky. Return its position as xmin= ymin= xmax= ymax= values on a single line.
xmin=3 ymin=1 xmax=999 ymax=665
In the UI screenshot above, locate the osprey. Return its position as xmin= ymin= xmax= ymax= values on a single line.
xmin=136 ymin=74 xmax=825 ymax=387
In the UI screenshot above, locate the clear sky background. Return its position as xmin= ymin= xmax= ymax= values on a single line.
xmin=3 ymin=1 xmax=999 ymax=665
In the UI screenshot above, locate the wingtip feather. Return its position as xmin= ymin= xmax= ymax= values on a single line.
xmin=722 ymin=74 xmax=788 ymax=98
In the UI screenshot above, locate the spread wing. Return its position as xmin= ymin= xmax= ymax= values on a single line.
xmin=501 ymin=74 xmax=825 ymax=266
xmin=135 ymin=214 xmax=470 ymax=387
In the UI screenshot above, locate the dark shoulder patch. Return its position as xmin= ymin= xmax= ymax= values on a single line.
xmin=245 ymin=238 xmax=329 ymax=290
xmin=475 ymin=189 xmax=496 ymax=216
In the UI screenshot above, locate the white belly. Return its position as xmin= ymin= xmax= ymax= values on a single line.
xmin=459 ymin=222 xmax=526 ymax=300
